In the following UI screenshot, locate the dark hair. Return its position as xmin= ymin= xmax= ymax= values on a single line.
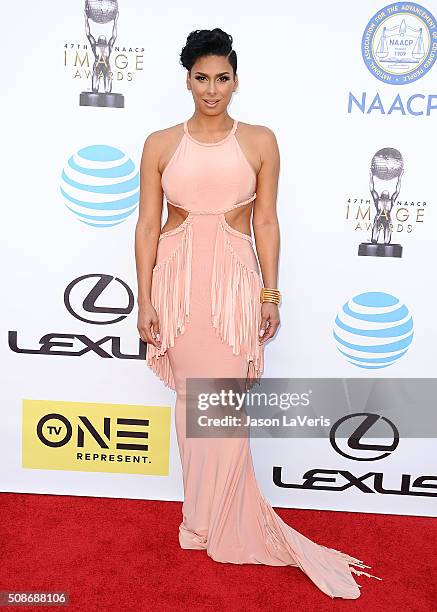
xmin=180 ymin=28 xmax=237 ymax=76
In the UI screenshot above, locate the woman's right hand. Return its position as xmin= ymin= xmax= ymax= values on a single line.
xmin=137 ymin=303 xmax=161 ymax=348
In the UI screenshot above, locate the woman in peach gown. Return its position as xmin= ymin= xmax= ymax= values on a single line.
xmin=135 ymin=28 xmax=381 ymax=600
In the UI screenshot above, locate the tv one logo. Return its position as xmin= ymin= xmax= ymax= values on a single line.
xmin=22 ymin=399 xmax=171 ymax=476
xmin=273 ymin=413 xmax=437 ymax=498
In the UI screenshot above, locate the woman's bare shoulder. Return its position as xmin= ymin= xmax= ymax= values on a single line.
xmin=237 ymin=120 xmax=278 ymax=143
xmin=237 ymin=121 xmax=279 ymax=167
xmin=144 ymin=122 xmax=183 ymax=145
xmin=141 ymin=123 xmax=185 ymax=173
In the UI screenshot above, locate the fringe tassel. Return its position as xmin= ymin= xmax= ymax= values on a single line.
xmin=146 ymin=221 xmax=193 ymax=390
xmin=322 ymin=545 xmax=383 ymax=581
xmin=211 ymin=220 xmax=264 ymax=381
xmin=258 ymin=491 xmax=382 ymax=596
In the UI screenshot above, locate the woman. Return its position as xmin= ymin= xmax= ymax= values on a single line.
xmin=135 ymin=28 xmax=380 ymax=600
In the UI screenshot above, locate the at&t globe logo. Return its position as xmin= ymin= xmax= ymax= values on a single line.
xmin=333 ymin=291 xmax=414 ymax=368
xmin=361 ymin=2 xmax=437 ymax=84
xmin=60 ymin=145 xmax=139 ymax=227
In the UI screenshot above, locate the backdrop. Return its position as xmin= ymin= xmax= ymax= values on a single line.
xmin=2 ymin=0 xmax=436 ymax=517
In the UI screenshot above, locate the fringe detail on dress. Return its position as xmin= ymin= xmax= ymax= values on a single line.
xmin=146 ymin=221 xmax=193 ymax=390
xmin=321 ymin=545 xmax=383 ymax=581
xmin=211 ymin=220 xmax=264 ymax=383
xmin=258 ymin=492 xmax=382 ymax=596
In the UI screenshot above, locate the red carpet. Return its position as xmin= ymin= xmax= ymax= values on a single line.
xmin=0 ymin=492 xmax=435 ymax=611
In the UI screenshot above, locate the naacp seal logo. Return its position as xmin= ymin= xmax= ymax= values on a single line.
xmin=361 ymin=2 xmax=437 ymax=84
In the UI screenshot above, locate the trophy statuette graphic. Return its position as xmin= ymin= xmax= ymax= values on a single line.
xmin=358 ymin=148 xmax=404 ymax=258
xmin=79 ymin=0 xmax=125 ymax=108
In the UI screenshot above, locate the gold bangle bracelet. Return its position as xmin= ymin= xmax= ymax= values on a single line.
xmin=260 ymin=288 xmax=281 ymax=305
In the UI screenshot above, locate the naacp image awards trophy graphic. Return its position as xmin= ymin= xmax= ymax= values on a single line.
xmin=358 ymin=148 xmax=404 ymax=258
xmin=80 ymin=0 xmax=125 ymax=108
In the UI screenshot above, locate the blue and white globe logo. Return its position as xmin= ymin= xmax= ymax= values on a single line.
xmin=361 ymin=2 xmax=437 ymax=85
xmin=60 ymin=145 xmax=139 ymax=227
xmin=333 ymin=292 xmax=414 ymax=369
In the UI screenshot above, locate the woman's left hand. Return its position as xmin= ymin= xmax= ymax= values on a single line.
xmin=259 ymin=302 xmax=280 ymax=344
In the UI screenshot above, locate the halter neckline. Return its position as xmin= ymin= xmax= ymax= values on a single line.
xmin=183 ymin=118 xmax=238 ymax=146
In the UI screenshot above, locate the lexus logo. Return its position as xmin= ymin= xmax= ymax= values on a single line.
xmin=273 ymin=412 xmax=436 ymax=497
xmin=9 ymin=273 xmax=144 ymax=361
xmin=64 ymin=274 xmax=134 ymax=324
xmin=329 ymin=412 xmax=399 ymax=461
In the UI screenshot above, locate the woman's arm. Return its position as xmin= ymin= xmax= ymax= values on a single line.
xmin=252 ymin=127 xmax=281 ymax=344
xmin=135 ymin=132 xmax=163 ymax=349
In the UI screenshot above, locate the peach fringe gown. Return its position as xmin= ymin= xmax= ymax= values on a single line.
xmin=146 ymin=119 xmax=381 ymax=599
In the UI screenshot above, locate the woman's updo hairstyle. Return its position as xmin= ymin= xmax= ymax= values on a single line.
xmin=180 ymin=28 xmax=237 ymax=76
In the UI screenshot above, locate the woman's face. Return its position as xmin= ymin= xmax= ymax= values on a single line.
xmin=187 ymin=54 xmax=237 ymax=114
